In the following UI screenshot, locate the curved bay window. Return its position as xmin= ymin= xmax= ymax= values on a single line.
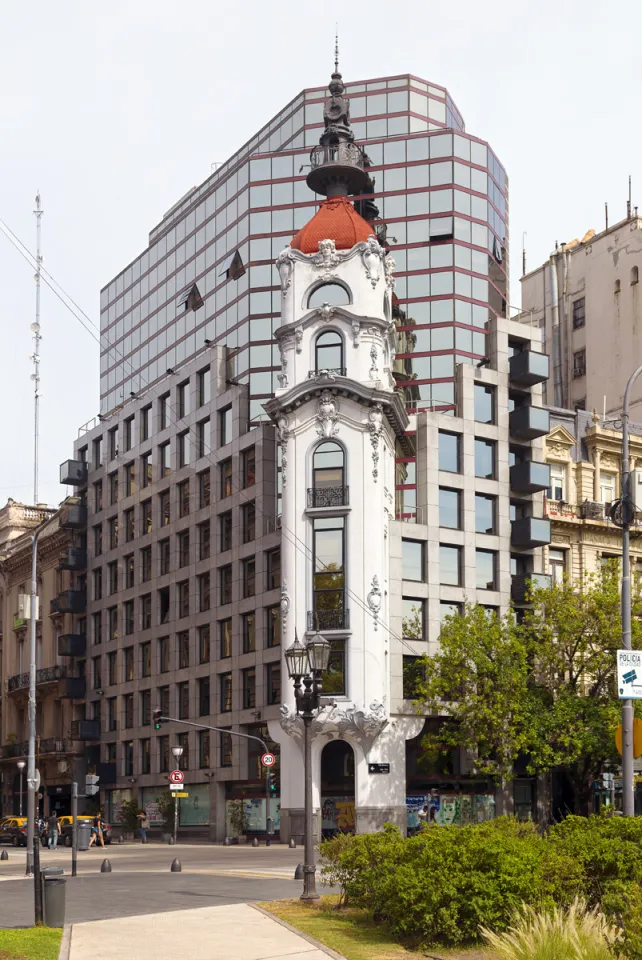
xmin=308 ymin=441 xmax=348 ymax=508
xmin=308 ymin=282 xmax=351 ymax=310
xmin=311 ymin=516 xmax=347 ymax=631
xmin=314 ymin=331 xmax=345 ymax=375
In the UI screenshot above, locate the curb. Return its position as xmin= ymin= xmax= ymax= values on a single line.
xmin=58 ymin=923 xmax=72 ymax=960
xmin=250 ymin=903 xmax=347 ymax=960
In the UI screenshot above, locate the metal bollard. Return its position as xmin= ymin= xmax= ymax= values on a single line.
xmin=251 ymin=837 xmax=259 ymax=847
xmin=168 ymin=836 xmax=175 ymax=845
xmin=294 ymin=863 xmax=304 ymax=880
xmin=223 ymin=837 xmax=231 ymax=846
xmin=118 ymin=835 xmax=124 ymax=844
xmin=100 ymin=859 xmax=112 ymax=873
xmin=289 ymin=838 xmax=296 ymax=849
xmin=170 ymin=858 xmax=182 ymax=872
xmin=0 ymin=850 xmax=8 ymax=860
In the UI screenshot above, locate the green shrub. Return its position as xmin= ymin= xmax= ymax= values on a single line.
xmin=482 ymin=897 xmax=623 ymax=960
xmin=602 ymin=882 xmax=642 ymax=959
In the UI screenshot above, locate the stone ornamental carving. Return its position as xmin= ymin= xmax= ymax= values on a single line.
xmin=361 ymin=235 xmax=383 ymax=288
xmin=277 ymin=340 xmax=290 ymax=388
xmin=601 ymin=455 xmax=619 ymax=470
xmin=318 ymin=303 xmax=335 ymax=323
xmin=295 ymin=328 xmax=303 ymax=353
xmin=313 ymin=238 xmax=341 ymax=274
xmin=277 ymin=416 xmax=291 ymax=486
xmin=279 ymin=700 xmax=389 ymax=753
xmin=316 ymin=390 xmax=339 ymax=439
xmin=367 ymin=575 xmax=382 ymax=630
xmin=351 ymin=319 xmax=361 ymax=347
xmin=547 ymin=443 xmax=570 ymax=460
xmin=369 ymin=344 xmax=378 ymax=380
xmin=368 ymin=404 xmax=384 ymax=481
xmin=276 ymin=248 xmax=294 ymax=297
xmin=384 ymin=255 xmax=396 ymax=290
xmin=280 ymin=580 xmax=290 ymax=636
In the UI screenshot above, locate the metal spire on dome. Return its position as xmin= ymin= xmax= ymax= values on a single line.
xmin=334 ymin=27 xmax=339 ymax=75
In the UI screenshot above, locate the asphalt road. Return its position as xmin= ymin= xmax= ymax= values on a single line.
xmin=0 ymin=843 xmax=312 ymax=928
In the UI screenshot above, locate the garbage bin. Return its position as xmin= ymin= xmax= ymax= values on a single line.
xmin=77 ymin=821 xmax=92 ymax=851
xmin=41 ymin=867 xmax=66 ymax=928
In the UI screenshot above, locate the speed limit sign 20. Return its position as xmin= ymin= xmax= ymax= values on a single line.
xmin=261 ymin=753 xmax=275 ymax=768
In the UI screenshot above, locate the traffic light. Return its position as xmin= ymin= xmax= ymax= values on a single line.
xmin=267 ymin=771 xmax=277 ymax=796
xmin=85 ymin=774 xmax=100 ymax=796
xmin=153 ymin=707 xmax=163 ymax=730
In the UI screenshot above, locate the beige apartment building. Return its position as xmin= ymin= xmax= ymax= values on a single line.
xmin=519 ymin=213 xmax=642 ymax=418
xmin=0 ymin=501 xmax=91 ymax=818
xmin=542 ymin=407 xmax=642 ymax=583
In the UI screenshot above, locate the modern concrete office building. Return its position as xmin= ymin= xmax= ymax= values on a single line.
xmin=519 ymin=213 xmax=642 ymax=418
xmin=54 ymin=63 xmax=551 ymax=835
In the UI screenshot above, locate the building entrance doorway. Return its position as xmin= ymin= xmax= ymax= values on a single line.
xmin=320 ymin=739 xmax=355 ymax=838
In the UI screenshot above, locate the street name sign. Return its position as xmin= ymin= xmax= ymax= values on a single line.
xmin=368 ymin=763 xmax=391 ymax=774
xmin=173 ymin=792 xmax=189 ymax=798
xmin=617 ymin=650 xmax=642 ymax=698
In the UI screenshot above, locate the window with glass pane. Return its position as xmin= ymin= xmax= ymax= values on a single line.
xmin=92 ymin=611 xmax=102 ymax=645
xmin=313 ymin=517 xmax=345 ymax=630
xmin=440 ymin=601 xmax=463 ymax=623
xmin=403 ymin=656 xmax=425 ymax=699
xmin=159 ymin=636 xmax=170 ymax=673
xmin=108 ymin=427 xmax=118 ymax=461
xmin=474 ymin=383 xmax=495 ymax=424
xmin=315 ymin=330 xmax=344 ymax=373
xmin=123 ymin=693 xmax=134 ymax=728
xmin=312 ymin=441 xmax=345 ymax=506
xmin=92 ymin=656 xmax=101 ymax=690
xmin=198 ymin=624 xmax=210 ymax=663
xmin=220 ymin=565 xmax=232 ymax=605
xmin=475 ymin=494 xmax=497 ymax=534
xmin=177 ymin=681 xmax=189 ymax=719
xmin=140 ymin=689 xmax=151 ymax=725
xmin=141 ymin=594 xmax=152 ymax=630
xmin=177 ymin=381 xmax=189 ymax=419
xmin=124 ymin=461 xmax=136 ymax=496
xmin=439 ymin=488 xmax=461 ymax=529
xmin=198 ymin=469 xmax=211 ymax=508
xmin=219 ymin=511 xmax=232 ymax=551
xmin=322 ymin=640 xmax=346 ymax=695
xmin=402 ymin=539 xmax=425 ymax=581
xmin=93 ymin=568 xmax=102 ymax=601
xmin=266 ymin=662 xmax=281 ymax=705
xmin=242 ymin=613 xmax=255 ymax=653
xmin=266 ymin=548 xmax=281 ymax=590
xmin=308 ymin=283 xmax=350 ymax=309
xmin=160 ymin=442 xmax=171 ymax=477
xmin=141 ymin=641 xmax=151 ymax=678
xmin=177 ymin=580 xmax=189 ymax=618
xmin=140 ymin=738 xmax=151 ymax=775
xmin=220 ymin=730 xmax=232 ymax=766
xmin=107 ymin=697 xmax=117 ymax=731
xmin=220 ymin=459 xmax=232 ymax=498
xmin=242 ymin=558 xmax=256 ymax=598
xmin=402 ymin=598 xmax=425 ymax=641
xmin=177 ymin=530 xmax=190 ymax=568
xmin=220 ymin=673 xmax=232 ymax=712
xmin=159 ymin=538 xmax=170 ymax=576
xmin=219 ymin=407 xmax=233 ymax=446
xmin=123 ymin=739 xmax=134 ymax=774
xmin=600 ymin=472 xmax=616 ymax=505
xmin=124 ymin=553 xmax=134 ymax=589
xmin=178 ymin=432 xmax=190 ymax=468
xmin=242 ymin=668 xmax=256 ymax=709
xmin=549 ymin=548 xmax=566 ymax=584
xmin=440 ymin=544 xmax=461 ymax=585
xmin=141 ymin=499 xmax=152 ymax=534
xmin=476 ymin=549 xmax=497 ymax=589
xmin=219 ymin=619 xmax=232 ymax=658
xmin=198 ymin=730 xmax=210 ymax=768
xmin=124 ymin=602 xmax=134 ymax=636
xmin=159 ymin=393 xmax=169 ymax=430
xmin=474 ymin=439 xmax=496 ymax=479
xmin=177 ymin=631 xmax=189 ymax=669
xmin=439 ymin=432 xmax=461 ymax=473
xmin=158 ymin=735 xmax=169 ymax=773
xmin=108 ymin=606 xmax=118 ymax=640
xmin=108 ymin=561 xmax=118 ymax=595
xmin=197 ymin=367 xmax=210 ymax=407
xmin=93 ymin=523 xmax=102 ymax=557
xmin=549 ymin=464 xmax=565 ymax=501
xmin=140 ymin=405 xmax=151 ymax=442
xmin=198 ymin=520 xmax=210 ymax=560
xmin=108 ymin=650 xmax=118 ymax=686
xmin=159 ymin=490 xmax=170 ymax=526
xmin=242 ymin=502 xmax=256 ymax=543
xmin=197 ymin=419 xmax=209 ymax=459
xmin=198 ymin=572 xmax=211 ymax=612
xmin=242 ymin=448 xmax=256 ymax=488
xmin=108 ymin=517 xmax=118 ymax=550
xmin=178 ymin=479 xmax=190 ymax=517
xmin=267 ymin=605 xmax=281 ymax=647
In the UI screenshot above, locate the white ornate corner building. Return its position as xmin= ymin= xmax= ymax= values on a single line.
xmin=265 ymin=63 xmax=424 ymax=840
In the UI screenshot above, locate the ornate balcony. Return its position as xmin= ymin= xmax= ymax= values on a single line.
xmin=0 ymin=738 xmax=67 ymax=760
xmin=7 ymin=664 xmax=67 ymax=694
xmin=307 ymin=486 xmax=350 ymax=508
xmin=307 ymin=141 xmax=369 ymax=195
xmin=307 ymin=607 xmax=350 ymax=632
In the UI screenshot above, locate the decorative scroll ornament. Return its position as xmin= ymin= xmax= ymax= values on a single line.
xmin=295 ymin=328 xmax=303 ymax=354
xmin=276 ymin=248 xmax=294 ymax=297
xmin=277 ymin=340 xmax=291 ymax=388
xmin=280 ymin=700 xmax=389 ymax=753
xmin=384 ymin=255 xmax=396 ymax=290
xmin=277 ymin=416 xmax=291 ymax=486
xmin=362 ymin=235 xmax=383 ymax=288
xmin=279 ymin=704 xmax=303 ymax=742
xmin=280 ymin=579 xmax=290 ymax=635
xmin=351 ymin=319 xmax=361 ymax=347
xmin=368 ymin=404 xmax=384 ymax=481
xmin=308 ymin=370 xmax=337 ymax=383
xmin=312 ymin=238 xmax=341 ymax=272
xmin=369 ymin=344 xmax=378 ymax=380
xmin=367 ymin=575 xmax=382 ymax=631
xmin=318 ymin=303 xmax=335 ymax=322
xmin=317 ymin=390 xmax=339 ymax=439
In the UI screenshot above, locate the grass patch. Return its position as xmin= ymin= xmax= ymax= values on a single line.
xmin=0 ymin=928 xmax=62 ymax=960
xmin=260 ymin=897 xmax=491 ymax=960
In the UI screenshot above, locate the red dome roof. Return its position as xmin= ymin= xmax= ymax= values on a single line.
xmin=291 ymin=196 xmax=374 ymax=253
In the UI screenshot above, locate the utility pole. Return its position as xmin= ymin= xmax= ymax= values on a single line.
xmin=26 ymin=193 xmax=43 ymax=877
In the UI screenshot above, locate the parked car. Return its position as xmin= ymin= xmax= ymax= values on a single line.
xmin=57 ymin=815 xmax=112 ymax=846
xmin=0 ymin=817 xmax=28 ymax=846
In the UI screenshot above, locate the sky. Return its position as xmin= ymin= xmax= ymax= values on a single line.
xmin=1 ymin=0 xmax=640 ymax=507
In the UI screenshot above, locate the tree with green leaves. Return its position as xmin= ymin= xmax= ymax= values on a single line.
xmin=413 ymin=562 xmax=642 ymax=818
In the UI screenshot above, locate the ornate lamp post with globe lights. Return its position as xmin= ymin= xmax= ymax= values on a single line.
xmin=284 ymin=631 xmax=331 ymax=901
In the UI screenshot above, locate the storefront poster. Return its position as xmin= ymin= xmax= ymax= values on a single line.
xmin=406 ymin=793 xmax=495 ymax=828
xmin=178 ymin=783 xmax=210 ymax=826
xmin=321 ymin=797 xmax=355 ymax=833
xmin=225 ymin=798 xmax=281 ymax=834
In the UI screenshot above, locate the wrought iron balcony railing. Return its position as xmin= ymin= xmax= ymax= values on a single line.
xmin=307 ymin=608 xmax=350 ymax=632
xmin=307 ymin=486 xmax=349 ymax=508
xmin=7 ymin=664 xmax=68 ymax=694
xmin=1 ymin=738 xmax=68 ymax=760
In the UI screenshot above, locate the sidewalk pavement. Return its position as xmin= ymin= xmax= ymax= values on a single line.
xmin=68 ymin=901 xmax=343 ymax=960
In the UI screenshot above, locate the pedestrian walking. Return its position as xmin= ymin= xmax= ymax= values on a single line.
xmin=137 ymin=810 xmax=150 ymax=843
xmin=89 ymin=810 xmax=105 ymax=848
xmin=47 ymin=811 xmax=59 ymax=850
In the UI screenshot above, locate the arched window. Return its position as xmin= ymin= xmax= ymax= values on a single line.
xmin=310 ymin=441 xmax=346 ymax=507
xmin=632 ymin=266 xmax=639 ymax=285
xmin=315 ymin=331 xmax=344 ymax=373
xmin=308 ymin=282 xmax=351 ymax=309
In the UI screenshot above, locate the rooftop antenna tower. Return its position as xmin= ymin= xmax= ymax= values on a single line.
xmin=31 ymin=192 xmax=43 ymax=504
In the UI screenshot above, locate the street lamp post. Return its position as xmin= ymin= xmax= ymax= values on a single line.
xmin=17 ymin=762 xmax=25 ymax=817
xmin=284 ymin=632 xmax=331 ymax=901
xmin=171 ymin=745 xmax=183 ymax=844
